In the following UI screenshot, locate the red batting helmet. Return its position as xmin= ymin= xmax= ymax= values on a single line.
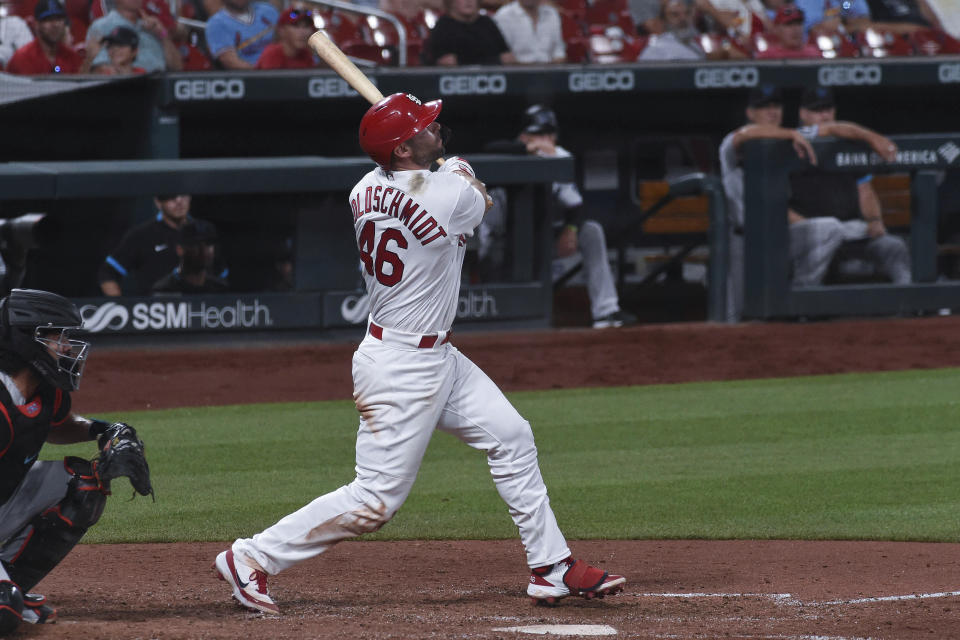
xmin=359 ymin=93 xmax=442 ymax=167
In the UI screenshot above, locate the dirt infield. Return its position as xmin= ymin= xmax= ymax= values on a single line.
xmin=24 ymin=316 xmax=960 ymax=639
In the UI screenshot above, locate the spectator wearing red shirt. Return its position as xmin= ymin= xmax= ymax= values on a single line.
xmin=756 ymin=5 xmax=822 ymax=57
xmin=5 ymin=0 xmax=83 ymax=74
xmin=256 ymin=7 xmax=318 ymax=69
xmin=94 ymin=25 xmax=148 ymax=74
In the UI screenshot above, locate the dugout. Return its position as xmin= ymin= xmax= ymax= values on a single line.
xmin=0 ymin=155 xmax=569 ymax=338
xmin=2 ymin=56 xmax=960 ymax=326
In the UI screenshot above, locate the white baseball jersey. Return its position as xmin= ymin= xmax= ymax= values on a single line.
xmin=349 ymin=167 xmax=486 ymax=334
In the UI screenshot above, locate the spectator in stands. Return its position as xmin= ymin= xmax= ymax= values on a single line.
xmin=755 ymin=5 xmax=822 ymax=58
xmin=99 ymin=194 xmax=226 ymax=296
xmin=629 ymin=0 xmax=666 ymax=35
xmin=866 ymin=0 xmax=941 ymax=33
xmin=256 ymin=8 xmax=318 ymax=69
xmin=0 ymin=0 xmax=34 ymax=68
xmin=493 ymin=0 xmax=565 ymax=63
xmin=695 ymin=0 xmax=769 ymax=39
xmin=83 ymin=0 xmax=183 ymax=72
xmin=639 ymin=0 xmax=708 ymax=60
xmin=922 ymin=0 xmax=958 ymax=38
xmin=794 ymin=0 xmax=872 ymax=37
xmin=5 ymin=0 xmax=82 ymax=74
xmin=640 ymin=0 xmax=749 ymax=60
xmin=789 ymin=87 xmax=910 ymax=286
xmin=205 ymin=0 xmax=278 ymax=69
xmin=152 ymin=221 xmax=229 ymax=295
xmin=422 ymin=0 xmax=516 ymax=65
xmin=94 ymin=25 xmax=148 ymax=74
xmin=482 ymin=105 xmax=638 ymax=329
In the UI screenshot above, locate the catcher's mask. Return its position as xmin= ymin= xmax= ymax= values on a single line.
xmin=359 ymin=92 xmax=443 ymax=168
xmin=0 ymin=289 xmax=89 ymax=391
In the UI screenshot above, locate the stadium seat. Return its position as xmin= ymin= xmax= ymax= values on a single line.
xmin=341 ymin=40 xmax=390 ymax=65
xmin=360 ymin=12 xmax=429 ymax=65
xmin=813 ymin=32 xmax=858 ymax=58
xmin=584 ymin=0 xmax=636 ymax=34
xmin=587 ymin=25 xmax=644 ymax=62
xmin=856 ymin=28 xmax=913 ymax=57
xmin=910 ymin=28 xmax=960 ymax=55
xmin=558 ymin=0 xmax=588 ymax=20
xmin=316 ymin=9 xmax=366 ymax=47
xmin=750 ymin=31 xmax=772 ymax=56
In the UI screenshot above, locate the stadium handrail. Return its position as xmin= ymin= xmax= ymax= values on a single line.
xmin=302 ymin=0 xmax=409 ymax=67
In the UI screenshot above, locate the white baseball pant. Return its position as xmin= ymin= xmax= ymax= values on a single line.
xmin=233 ymin=328 xmax=571 ymax=574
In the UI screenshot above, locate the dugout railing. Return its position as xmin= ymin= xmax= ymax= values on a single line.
xmin=0 ymin=154 xmax=569 ymax=338
xmin=741 ymin=133 xmax=960 ymax=319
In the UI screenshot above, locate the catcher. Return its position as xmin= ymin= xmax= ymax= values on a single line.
xmin=0 ymin=289 xmax=152 ymax=635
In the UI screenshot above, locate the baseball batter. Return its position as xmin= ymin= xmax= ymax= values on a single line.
xmin=214 ymin=93 xmax=625 ymax=613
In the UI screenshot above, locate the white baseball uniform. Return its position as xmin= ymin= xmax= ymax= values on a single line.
xmin=232 ymin=163 xmax=571 ymax=573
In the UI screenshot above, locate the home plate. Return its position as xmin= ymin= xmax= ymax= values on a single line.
xmin=491 ymin=624 xmax=617 ymax=636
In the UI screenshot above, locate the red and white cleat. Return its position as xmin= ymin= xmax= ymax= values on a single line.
xmin=527 ymin=557 xmax=626 ymax=605
xmin=213 ymin=549 xmax=280 ymax=615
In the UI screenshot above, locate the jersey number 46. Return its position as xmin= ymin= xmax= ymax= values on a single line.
xmin=358 ymin=220 xmax=407 ymax=287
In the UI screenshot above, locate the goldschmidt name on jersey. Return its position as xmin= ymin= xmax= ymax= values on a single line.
xmin=350 ymin=185 xmax=449 ymax=246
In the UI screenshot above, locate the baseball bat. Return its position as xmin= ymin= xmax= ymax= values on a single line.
xmin=307 ymin=31 xmax=451 ymax=168
xmin=308 ymin=30 xmax=385 ymax=105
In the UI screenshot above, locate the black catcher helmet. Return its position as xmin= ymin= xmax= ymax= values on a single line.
xmin=0 ymin=289 xmax=89 ymax=391
xmin=521 ymin=105 xmax=558 ymax=135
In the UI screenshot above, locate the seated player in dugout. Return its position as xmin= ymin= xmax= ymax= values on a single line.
xmin=98 ymin=194 xmax=227 ymax=296
xmin=0 ymin=289 xmax=153 ymax=634
xmin=151 ymin=220 xmax=229 ymax=295
xmin=481 ymin=105 xmax=638 ymax=329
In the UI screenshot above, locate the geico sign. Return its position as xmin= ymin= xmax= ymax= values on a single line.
xmin=939 ymin=63 xmax=960 ymax=83
xmin=817 ymin=64 xmax=882 ymax=86
xmin=173 ymin=78 xmax=245 ymax=100
xmin=694 ymin=67 xmax=758 ymax=88
xmin=308 ymin=76 xmax=362 ymax=98
xmin=438 ymin=74 xmax=507 ymax=95
xmin=568 ymin=70 xmax=634 ymax=92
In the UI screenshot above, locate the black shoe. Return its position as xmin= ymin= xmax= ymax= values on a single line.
xmin=592 ymin=310 xmax=638 ymax=329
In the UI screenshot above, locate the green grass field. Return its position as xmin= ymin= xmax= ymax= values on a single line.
xmin=49 ymin=367 xmax=960 ymax=544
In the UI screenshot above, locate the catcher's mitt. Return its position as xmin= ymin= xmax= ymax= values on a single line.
xmin=95 ymin=422 xmax=154 ymax=499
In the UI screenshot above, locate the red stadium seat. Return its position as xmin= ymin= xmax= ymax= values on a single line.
xmin=587 ymin=24 xmax=644 ymax=62
xmin=856 ymin=28 xmax=912 ymax=57
xmin=584 ymin=0 xmax=636 ymax=34
xmin=341 ymin=40 xmax=390 ymax=65
xmin=560 ymin=12 xmax=589 ymax=62
xmin=910 ymin=28 xmax=960 ymax=55
xmin=561 ymin=11 xmax=585 ymax=39
xmin=360 ymin=12 xmax=429 ymax=65
xmin=812 ymin=32 xmax=858 ymax=58
xmin=558 ymin=0 xmax=587 ymax=20
xmin=316 ymin=9 xmax=365 ymax=46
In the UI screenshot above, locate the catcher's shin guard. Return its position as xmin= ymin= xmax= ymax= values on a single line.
xmin=0 ymin=580 xmax=24 ymax=635
xmin=1 ymin=458 xmax=107 ymax=592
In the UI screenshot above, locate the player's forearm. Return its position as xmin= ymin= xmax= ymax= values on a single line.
xmin=732 ymin=124 xmax=795 ymax=149
xmin=858 ymin=183 xmax=883 ymax=222
xmin=46 ymin=414 xmax=101 ymax=444
xmin=818 ymin=121 xmax=879 ymax=144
